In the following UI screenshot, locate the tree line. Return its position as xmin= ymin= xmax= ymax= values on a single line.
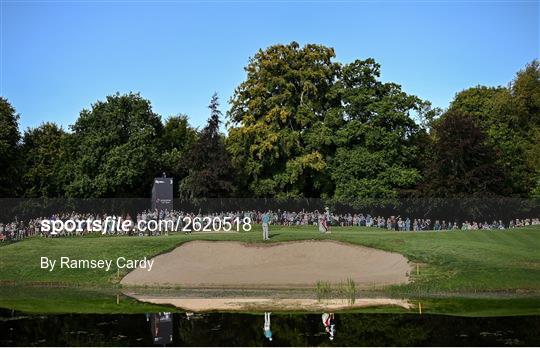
xmin=1 ymin=42 xmax=539 ymax=203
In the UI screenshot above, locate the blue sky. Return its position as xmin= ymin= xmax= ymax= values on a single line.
xmin=2 ymin=0 xmax=539 ymax=132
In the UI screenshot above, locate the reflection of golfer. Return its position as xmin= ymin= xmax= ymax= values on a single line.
xmin=322 ymin=313 xmax=335 ymax=341
xmin=264 ymin=312 xmax=273 ymax=341
xmin=262 ymin=212 xmax=270 ymax=241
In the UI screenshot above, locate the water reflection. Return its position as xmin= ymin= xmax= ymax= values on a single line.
xmin=148 ymin=313 xmax=173 ymax=345
xmin=1 ymin=308 xmax=539 ymax=346
xmin=263 ymin=312 xmax=272 ymax=342
xmin=321 ymin=313 xmax=336 ymax=341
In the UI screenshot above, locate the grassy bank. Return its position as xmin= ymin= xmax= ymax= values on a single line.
xmin=0 ymin=285 xmax=173 ymax=313
xmin=0 ymin=285 xmax=538 ymax=316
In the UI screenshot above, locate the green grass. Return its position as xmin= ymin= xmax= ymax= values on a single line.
xmin=1 ymin=285 xmax=538 ymax=316
xmin=316 ymin=278 xmax=357 ymax=305
xmin=315 ymin=281 xmax=332 ymax=302
xmin=418 ymin=297 xmax=540 ymax=317
xmin=1 ymin=225 xmax=540 ymax=314
xmin=1 ymin=225 xmax=539 ymax=293
xmin=0 ymin=285 xmax=174 ymax=314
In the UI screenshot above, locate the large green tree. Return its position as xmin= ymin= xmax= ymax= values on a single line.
xmin=66 ymin=93 xmax=163 ymax=197
xmin=511 ymin=60 xmax=540 ymax=196
xmin=179 ymin=94 xmax=235 ymax=199
xmin=227 ymin=43 xmax=427 ymax=201
xmin=529 ymin=127 xmax=540 ymax=196
xmin=449 ymin=85 xmax=506 ymax=120
xmin=424 ymin=110 xmax=508 ymax=196
xmin=227 ymin=42 xmax=341 ymax=197
xmin=161 ymin=114 xmax=198 ymax=154
xmin=448 ymin=60 xmax=540 ymax=196
xmin=160 ymin=114 xmax=198 ymax=196
xmin=20 ymin=122 xmax=71 ymax=197
xmin=330 ymin=59 xmax=427 ymax=204
xmin=0 ymin=97 xmax=21 ymax=197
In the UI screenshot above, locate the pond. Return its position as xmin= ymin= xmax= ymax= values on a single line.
xmin=1 ymin=309 xmax=539 ymax=346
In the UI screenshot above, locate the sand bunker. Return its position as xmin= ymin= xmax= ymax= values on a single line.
xmin=121 ymin=240 xmax=411 ymax=288
xmin=129 ymin=296 xmax=413 ymax=312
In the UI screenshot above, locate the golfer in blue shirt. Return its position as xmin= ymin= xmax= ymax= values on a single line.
xmin=262 ymin=212 xmax=271 ymax=240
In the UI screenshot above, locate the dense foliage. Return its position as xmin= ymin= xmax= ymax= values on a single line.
xmin=0 ymin=43 xmax=538 ymax=200
xmin=66 ymin=93 xmax=164 ymax=197
xmin=20 ymin=123 xmax=70 ymax=197
xmin=329 ymin=59 xmax=427 ymax=204
xmin=0 ymin=97 xmax=20 ymax=197
xmin=422 ymin=111 xmax=507 ymax=196
xmin=227 ymin=42 xmax=341 ymax=198
xmin=179 ymin=94 xmax=235 ymax=199
xmin=443 ymin=61 xmax=540 ymax=196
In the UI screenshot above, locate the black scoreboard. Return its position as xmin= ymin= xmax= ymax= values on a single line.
xmin=151 ymin=176 xmax=173 ymax=212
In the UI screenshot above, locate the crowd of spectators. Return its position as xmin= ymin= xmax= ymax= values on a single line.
xmin=0 ymin=209 xmax=539 ymax=242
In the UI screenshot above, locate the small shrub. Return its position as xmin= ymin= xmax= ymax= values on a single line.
xmin=315 ymin=281 xmax=332 ymax=302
